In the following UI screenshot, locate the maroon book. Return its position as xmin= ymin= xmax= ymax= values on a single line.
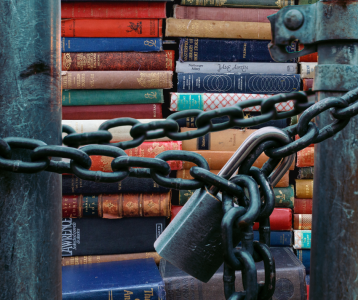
xmin=62 ymin=104 xmax=162 ymax=120
xmin=303 ymin=79 xmax=314 ymax=91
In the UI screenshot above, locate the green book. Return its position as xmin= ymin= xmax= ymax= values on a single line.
xmin=179 ymin=185 xmax=294 ymax=208
xmin=298 ymin=0 xmax=318 ymax=4
xmin=62 ymin=89 xmax=164 ymax=106
xmin=180 ymin=0 xmax=294 ymax=8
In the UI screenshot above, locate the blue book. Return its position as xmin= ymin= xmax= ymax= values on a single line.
xmin=179 ymin=38 xmax=297 ymax=63
xmin=177 ymin=73 xmax=301 ymax=94
xmin=61 ymin=37 xmax=163 ymax=52
xmin=253 ymin=231 xmax=293 ymax=246
xmin=297 ymin=249 xmax=310 ymax=274
xmin=62 ymin=259 xmax=166 ymax=300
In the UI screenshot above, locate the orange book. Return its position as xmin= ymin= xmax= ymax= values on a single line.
xmin=296 ymin=147 xmax=314 ymax=167
xmin=61 ymin=19 xmax=163 ymax=38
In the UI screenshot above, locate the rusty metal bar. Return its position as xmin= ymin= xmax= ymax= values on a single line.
xmin=0 ymin=0 xmax=62 ymax=299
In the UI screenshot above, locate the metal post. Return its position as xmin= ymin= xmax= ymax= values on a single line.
xmin=0 ymin=1 xmax=62 ymax=299
xmin=310 ymin=42 xmax=358 ymax=299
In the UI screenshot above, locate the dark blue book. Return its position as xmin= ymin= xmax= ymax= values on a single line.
xmin=177 ymin=73 xmax=301 ymax=94
xmin=179 ymin=38 xmax=297 ymax=63
xmin=62 ymin=174 xmax=170 ymax=195
xmin=62 ymin=217 xmax=166 ymax=256
xmin=61 ymin=37 xmax=163 ymax=52
xmin=62 ymin=259 xmax=165 ymax=300
xmin=253 ymin=231 xmax=293 ymax=246
xmin=297 ymin=249 xmax=310 ymax=274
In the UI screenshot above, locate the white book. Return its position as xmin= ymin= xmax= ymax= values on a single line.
xmin=62 ymin=119 xmax=172 ymax=142
xmin=300 ymin=62 xmax=317 ymax=79
xmin=175 ymin=61 xmax=298 ymax=74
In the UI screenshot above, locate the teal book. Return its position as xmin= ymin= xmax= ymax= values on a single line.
xmin=62 ymin=89 xmax=164 ymax=106
xmin=293 ymin=230 xmax=311 ymax=249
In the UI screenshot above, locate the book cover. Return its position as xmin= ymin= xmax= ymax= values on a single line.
xmin=294 ymin=214 xmax=312 ymax=230
xmin=62 ymin=51 xmax=175 ymax=71
xmin=297 ymin=167 xmax=314 ymax=179
xmin=174 ymin=5 xmax=278 ymax=22
xmin=295 ymin=179 xmax=313 ymax=199
xmin=62 ymin=89 xmax=164 ymax=106
xmin=62 ymin=104 xmax=163 ymax=120
xmin=61 ymin=2 xmax=167 ymax=19
xmin=62 ymin=174 xmax=170 ymax=195
xmin=294 ymin=198 xmax=313 ymax=214
xmin=62 ymin=259 xmax=165 ymax=299
xmin=177 ymin=73 xmax=301 ymax=94
xmin=61 ymin=19 xmax=163 ymax=38
xmin=170 ymin=93 xmax=293 ymax=112
xmin=166 ymin=18 xmax=271 ymax=40
xmin=62 ymin=252 xmax=162 ymax=267
xmin=62 ymin=71 xmax=173 ymax=90
xmin=293 ymin=230 xmax=311 ymax=249
xmin=179 ymin=38 xmax=298 ymax=62
xmin=61 ymin=217 xmax=166 ymax=256
xmin=160 ymin=247 xmax=306 ymax=300
xmin=62 ymin=193 xmax=171 ymax=219
xmin=180 ymin=0 xmax=294 ymax=8
xmin=296 ymin=147 xmax=314 ymax=167
xmin=296 ymin=250 xmax=311 ymax=274
xmin=61 ymin=37 xmax=163 ymax=52
xmin=300 ymin=62 xmax=317 ymax=79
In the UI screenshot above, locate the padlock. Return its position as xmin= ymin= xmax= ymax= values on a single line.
xmin=154 ymin=127 xmax=294 ymax=283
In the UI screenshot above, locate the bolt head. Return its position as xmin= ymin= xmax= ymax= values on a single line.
xmin=284 ymin=9 xmax=304 ymax=30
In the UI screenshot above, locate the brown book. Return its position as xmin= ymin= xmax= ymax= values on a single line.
xmin=182 ymin=151 xmax=295 ymax=171
xmin=294 ymin=214 xmax=312 ymax=230
xmin=165 ymin=18 xmax=272 ymax=40
xmin=62 ymin=252 xmax=162 ymax=266
xmin=61 ymin=70 xmax=173 ymax=89
xmin=295 ymin=179 xmax=313 ymax=199
xmin=62 ymin=193 xmax=171 ymax=219
xmin=296 ymin=147 xmax=314 ymax=167
xmin=160 ymin=247 xmax=307 ymax=300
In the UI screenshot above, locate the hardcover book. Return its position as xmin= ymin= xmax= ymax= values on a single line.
xmin=293 ymin=230 xmax=311 ymax=249
xmin=297 ymin=167 xmax=314 ymax=179
xmin=303 ymin=79 xmax=314 ymax=91
xmin=297 ymin=250 xmax=311 ymax=274
xmin=62 ymin=259 xmax=165 ymax=299
xmin=61 ymin=217 xmax=166 ymax=256
xmin=295 ymin=179 xmax=313 ymax=199
xmin=179 ymin=0 xmax=295 ymax=8
xmin=296 ymin=147 xmax=314 ymax=167
xmin=300 ymin=62 xmax=317 ymax=79
xmin=294 ymin=214 xmax=312 ymax=230
xmin=177 ymin=73 xmax=301 ymax=94
xmin=160 ymin=247 xmax=306 ymax=300
xmin=294 ymin=198 xmax=313 ymax=214
xmin=253 ymin=208 xmax=293 ymax=231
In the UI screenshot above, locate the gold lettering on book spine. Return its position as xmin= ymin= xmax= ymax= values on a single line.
xmin=63 ymin=54 xmax=72 ymax=70
xmin=137 ymin=72 xmax=164 ymax=88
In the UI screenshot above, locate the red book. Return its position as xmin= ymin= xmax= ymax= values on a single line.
xmin=89 ymin=141 xmax=183 ymax=171
xmin=61 ymin=19 xmax=163 ymax=38
xmin=253 ymin=208 xmax=292 ymax=231
xmin=294 ymin=198 xmax=313 ymax=214
xmin=295 ymin=134 xmax=314 ymax=147
xmin=170 ymin=205 xmax=182 ymax=222
xmin=62 ymin=104 xmax=162 ymax=120
xmin=61 ymin=2 xmax=167 ymax=19
xmin=303 ymin=79 xmax=314 ymax=91
xmin=298 ymin=44 xmax=318 ymax=62
xmin=296 ymin=148 xmax=314 ymax=167
xmin=62 ymin=51 xmax=175 ymax=72
xmin=173 ymin=5 xmax=278 ymax=23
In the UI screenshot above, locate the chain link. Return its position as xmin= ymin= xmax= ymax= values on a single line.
xmin=1 ymin=87 xmax=358 ymax=299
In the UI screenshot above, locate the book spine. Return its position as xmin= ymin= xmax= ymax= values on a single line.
xmin=294 ymin=214 xmax=312 ymax=230
xmin=62 ymin=104 xmax=163 ymax=120
xmin=303 ymin=79 xmax=314 ymax=91
xmin=62 ymin=217 xmax=166 ymax=256
xmin=297 ymin=167 xmax=314 ymax=179
xmin=61 ymin=19 xmax=163 ymax=38
xmin=293 ymin=230 xmax=311 ymax=249
xmin=174 ymin=114 xmax=288 ymax=129
xmin=166 ymin=18 xmax=271 ymax=40
xmin=300 ymin=62 xmax=317 ymax=79
xmin=253 ymin=208 xmax=293 ymax=231
xmin=62 ymin=175 xmax=170 ymax=195
xmin=62 ymin=90 xmax=164 ymax=106
xmin=296 ymin=250 xmax=311 ymax=274
xmin=62 ymin=71 xmax=173 ymax=90
xmin=297 ymin=147 xmax=314 ymax=167
xmin=294 ymin=198 xmax=313 ymax=214
xmin=61 ymin=37 xmax=163 ymax=53
xmin=298 ymin=0 xmax=319 ymax=4
xmin=177 ymin=73 xmax=301 ymax=94
xmin=298 ymin=44 xmax=318 ymax=62
xmin=62 ymin=51 xmax=175 ymax=72
xmin=175 ymin=62 xmax=298 ymax=74
xmin=62 ymin=193 xmax=171 ymax=218
xmin=170 ymin=93 xmax=293 ymax=112
xmin=180 ymin=0 xmax=294 ymax=8
xmin=89 ymin=141 xmax=183 ymax=171
xmin=179 ymin=38 xmax=297 ymax=62
xmin=61 ymin=2 xmax=166 ymax=19
xmin=296 ymin=179 xmax=314 ymax=199
xmin=274 ymin=185 xmax=295 ymax=209
xmin=61 ymin=252 xmax=162 ymax=266
xmin=253 ymin=231 xmax=293 ymax=246
xmin=174 ymin=5 xmax=278 ymax=22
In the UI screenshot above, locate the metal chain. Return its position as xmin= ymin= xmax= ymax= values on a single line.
xmin=1 ymin=87 xmax=358 ymax=300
